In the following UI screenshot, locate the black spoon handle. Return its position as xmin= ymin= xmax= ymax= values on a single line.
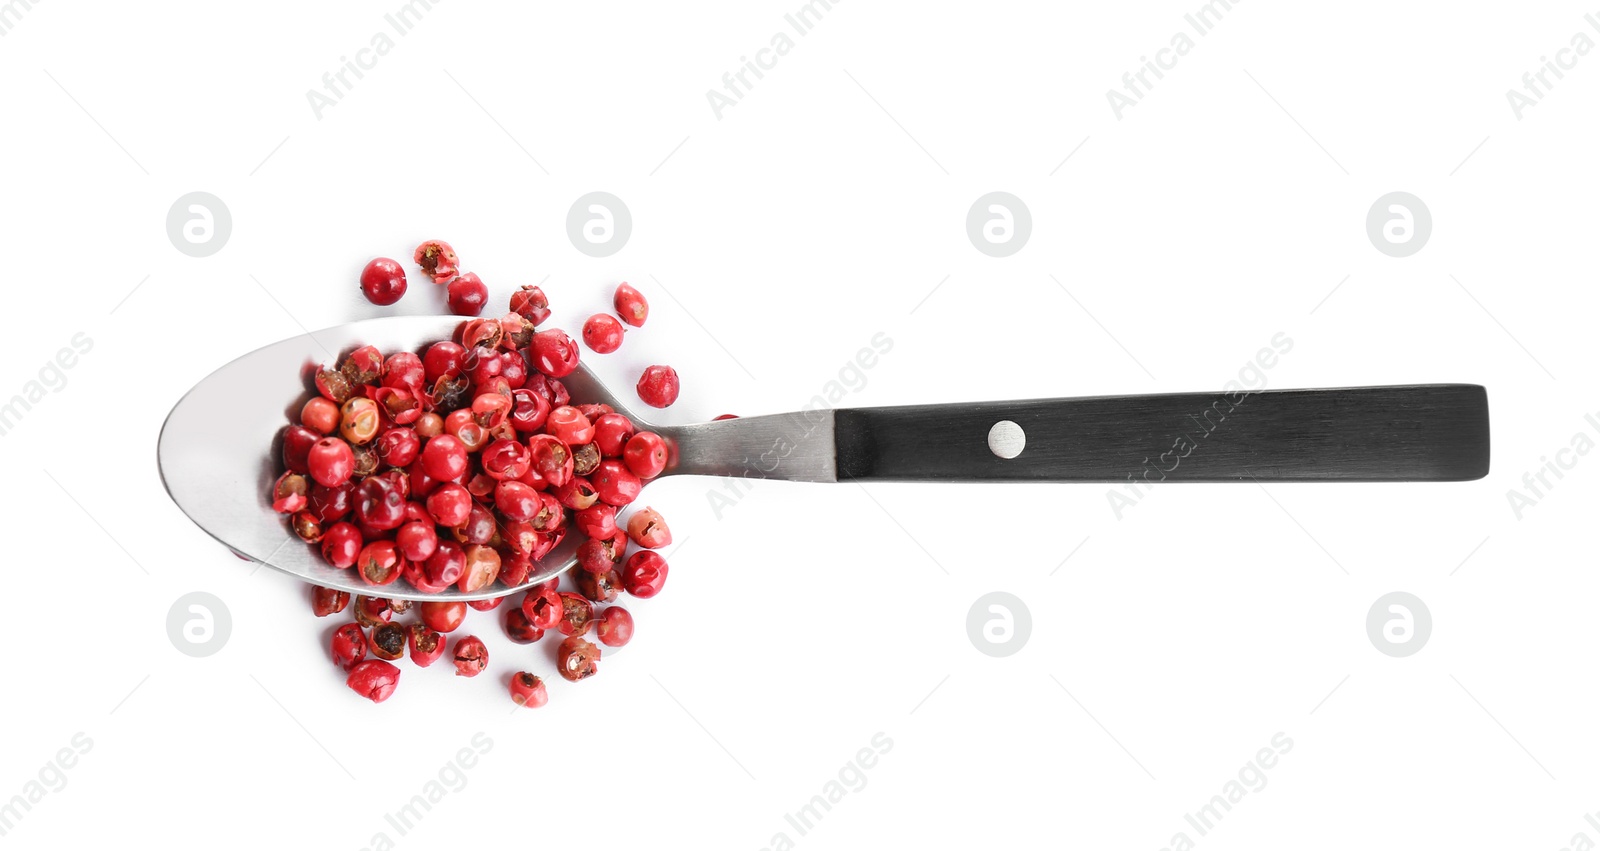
xmin=833 ymin=384 xmax=1489 ymax=483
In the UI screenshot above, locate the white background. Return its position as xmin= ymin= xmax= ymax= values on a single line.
xmin=2 ymin=1 xmax=1596 ymax=848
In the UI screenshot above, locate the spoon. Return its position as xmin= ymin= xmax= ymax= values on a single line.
xmin=158 ymin=316 xmax=1490 ymax=601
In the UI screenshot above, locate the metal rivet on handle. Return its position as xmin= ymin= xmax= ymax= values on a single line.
xmin=988 ymin=420 xmax=1025 ymax=459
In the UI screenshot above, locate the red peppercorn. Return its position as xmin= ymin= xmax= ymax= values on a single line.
xmin=373 ymin=427 xmax=420 ymax=469
xmin=527 ymin=438 xmax=572 ymax=491
xmin=425 ymin=483 xmax=472 ymax=528
xmin=510 ymin=672 xmax=549 ymax=708
xmin=432 ymin=375 xmax=472 ymax=413
xmin=626 ymin=506 xmax=672 ymax=549
xmin=553 ymin=476 xmax=599 ymax=511
xmin=384 ymin=351 xmax=425 ymax=391
xmin=360 ymin=257 xmax=408 ymax=306
xmin=415 ymin=240 xmax=459 ymax=284
xmin=464 ymin=470 xmax=495 ymax=504
xmin=613 ymin=282 xmax=649 ymax=327
xmin=522 ymin=587 xmax=563 ymax=630
xmin=466 ymin=596 xmax=504 ymax=612
xmin=532 ymin=492 xmax=566 ymax=532
xmin=380 ymin=468 xmax=411 ymax=501
xmin=529 ymin=329 xmax=579 ymax=378
xmin=522 ymin=374 xmax=558 ymax=407
xmin=315 ymin=367 xmax=356 ymax=407
xmin=575 ymin=503 xmax=618 ymax=539
xmin=312 ymin=586 xmax=351 ymax=617
xmin=453 ymin=503 xmax=496 ymax=545
xmin=368 ymin=622 xmax=407 ymax=661
xmin=314 ymin=365 xmax=355 ymax=404
xmin=571 ymin=443 xmax=600 ymax=477
xmin=395 ymin=521 xmax=439 ymax=563
xmin=346 ymin=659 xmax=401 ymax=703
xmin=374 ymin=387 xmax=422 ymax=426
xmin=451 ymin=635 xmax=489 ymax=677
xmin=622 ymin=550 xmax=668 ymax=598
xmin=505 ymin=606 xmax=545 ymax=643
xmin=414 ymin=412 xmax=444 ymax=439
xmin=306 ymin=437 xmax=356 ymax=487
xmin=408 ymin=623 xmax=446 ymax=667
xmin=577 ymin=530 xmax=628 ymax=574
xmin=272 ymin=471 xmax=309 ymax=514
xmin=308 ymin=481 xmax=354 ymax=523
xmin=557 ymin=636 xmax=601 ymax=682
xmin=338 ymin=398 xmax=380 ymax=445
xmin=462 ymin=317 xmax=504 ymax=350
xmin=463 ymin=345 xmax=502 ymax=386
xmin=419 ymin=600 xmax=467 ymax=633
xmin=301 ymin=397 xmax=340 ymax=435
xmin=416 ymin=537 xmax=460 ymax=585
xmin=500 ymin=550 xmax=533 ymax=586
xmin=423 ymin=341 xmax=465 ymax=383
xmin=352 ymin=595 xmax=392 ymax=628
xmin=447 ymin=272 xmax=488 ymax=316
xmin=592 ymin=413 xmax=636 ymax=457
xmin=441 ymin=412 xmax=485 ymax=456
xmin=459 ymin=544 xmax=502 ymax=593
xmin=597 ymin=606 xmax=634 ymax=647
xmin=421 ymin=434 xmax=469 ymax=481
xmin=546 ymin=406 xmax=595 ymax=445
xmin=350 ymin=444 xmax=379 ymax=478
xmin=320 ymin=522 xmax=362 ymax=568
xmin=495 ymin=481 xmax=541 ymax=522
xmin=471 ymin=392 xmax=512 ymax=430
xmin=332 ymin=623 xmax=368 ymax=672
xmin=526 ymin=529 xmax=560 ymax=562
xmin=510 ymin=285 xmax=551 ymax=325
xmin=591 ymin=459 xmax=642 ymax=506
xmin=623 ymin=431 xmax=668 ymax=479
xmin=574 ymin=566 xmax=624 ymax=603
xmin=636 ymin=365 xmax=680 ymax=408
xmin=282 ymin=426 xmax=319 ymax=474
xmin=354 ymin=476 xmax=406 ymax=531
xmin=340 ymin=346 xmax=385 ymax=384
xmin=480 ymin=438 xmax=531 ymax=481
xmin=356 ymin=540 xmax=402 ymax=586
xmin=510 ymin=388 xmax=551 ymax=433
xmin=557 ymin=592 xmax=595 ymax=637
xmin=401 ymin=558 xmax=451 ymax=594
xmin=291 ymin=510 xmax=324 ymax=542
xmin=581 ymin=313 xmax=625 ymax=354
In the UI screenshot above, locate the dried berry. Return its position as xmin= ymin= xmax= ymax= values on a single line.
xmin=312 ymin=586 xmax=351 ymax=617
xmin=597 ymin=606 xmax=634 ymax=647
xmin=452 ymin=635 xmax=489 ymax=677
xmin=414 ymin=240 xmax=459 ymax=284
xmin=510 ymin=672 xmax=549 ymax=708
xmin=613 ymin=282 xmax=648 ymax=327
xmin=557 ymin=636 xmax=601 ymax=682
xmin=346 ymin=659 xmax=400 ymax=703
xmin=360 ymin=257 xmax=408 ymax=305
xmin=332 ymin=623 xmax=367 ymax=671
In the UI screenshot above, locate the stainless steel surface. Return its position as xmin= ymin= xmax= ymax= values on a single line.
xmin=661 ymin=411 xmax=836 ymax=482
xmin=159 ymin=315 xmax=836 ymax=601
xmin=565 ymin=366 xmax=838 ymax=482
